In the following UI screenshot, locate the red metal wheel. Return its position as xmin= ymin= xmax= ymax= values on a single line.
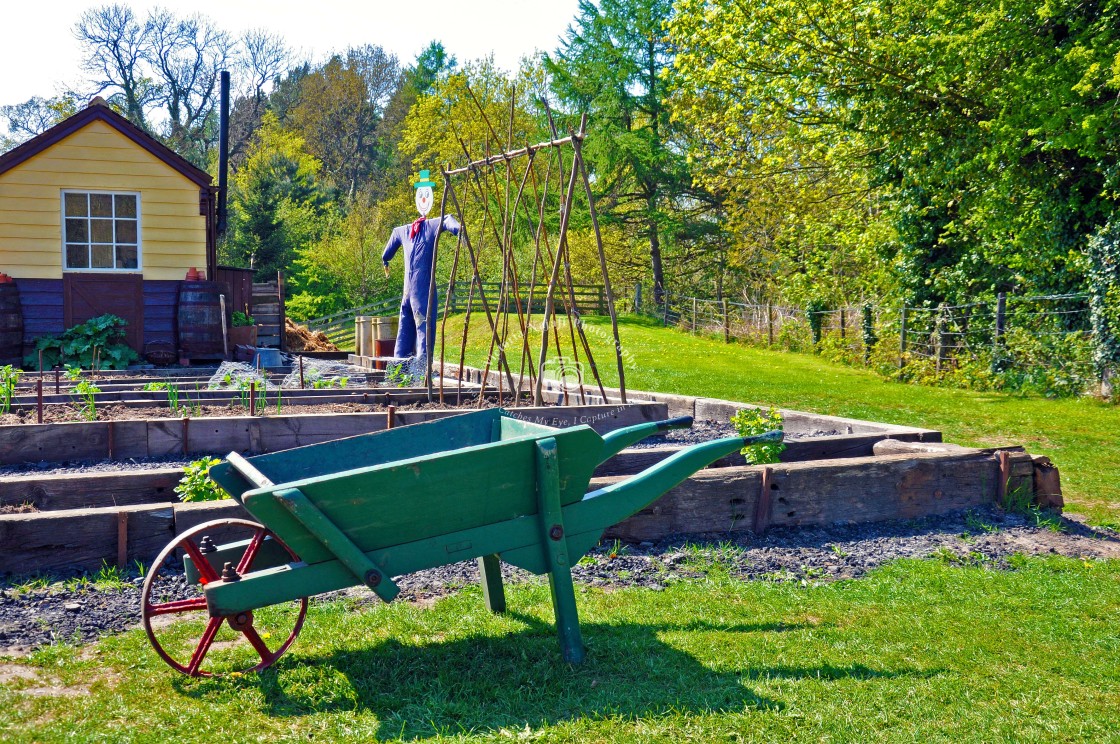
xmin=141 ymin=518 xmax=308 ymax=678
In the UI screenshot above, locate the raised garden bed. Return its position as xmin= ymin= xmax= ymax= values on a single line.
xmin=0 ymin=365 xmax=1064 ymax=576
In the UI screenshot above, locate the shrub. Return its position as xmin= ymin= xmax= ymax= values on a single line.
xmin=175 ymin=457 xmax=227 ymax=502
xmin=26 ymin=314 xmax=138 ymax=370
xmin=730 ymin=406 xmax=786 ymax=464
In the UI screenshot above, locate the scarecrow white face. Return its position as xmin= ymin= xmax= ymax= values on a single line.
xmin=414 ymin=169 xmax=436 ymax=217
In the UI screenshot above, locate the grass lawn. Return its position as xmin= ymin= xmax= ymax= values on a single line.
xmin=437 ymin=313 xmax=1120 ymax=527
xmin=2 ymin=557 xmax=1118 ymax=741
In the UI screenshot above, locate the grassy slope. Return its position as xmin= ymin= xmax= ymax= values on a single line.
xmin=3 ymin=559 xmax=1118 ymax=741
xmin=440 ymin=314 xmax=1119 ymax=526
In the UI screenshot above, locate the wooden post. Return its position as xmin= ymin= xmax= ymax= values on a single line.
xmin=54 ymin=367 xmax=60 ymax=395
xmin=722 ymin=299 xmax=730 ymax=343
xmin=249 ymin=382 xmax=256 ymax=416
xmin=219 ymin=294 xmax=229 ymax=360
xmin=935 ymin=304 xmax=948 ymax=373
xmin=994 ymin=291 xmax=1007 ymax=354
xmin=36 ymin=379 xmax=43 ymax=424
xmin=634 ymin=283 xmax=642 ymax=313
xmin=662 ymin=293 xmax=670 ymax=326
xmin=116 ymin=511 xmax=129 ymax=569
xmin=767 ymin=302 xmax=774 ymax=346
xmin=899 ymin=306 xmax=908 ymax=369
xmin=839 ymin=308 xmax=846 ymax=339
xmin=692 ymin=297 xmax=698 ymax=332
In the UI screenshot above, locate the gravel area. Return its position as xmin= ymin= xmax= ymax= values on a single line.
xmin=633 ymin=419 xmax=840 ymax=448
xmin=1 ymin=506 xmax=1116 ymax=657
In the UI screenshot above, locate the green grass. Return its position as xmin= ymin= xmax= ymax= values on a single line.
xmin=439 ymin=314 xmax=1120 ymax=527
xmin=2 ymin=557 xmax=1118 ymax=741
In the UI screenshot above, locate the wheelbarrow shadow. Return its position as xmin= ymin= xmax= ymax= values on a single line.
xmin=199 ymin=612 xmax=935 ymax=740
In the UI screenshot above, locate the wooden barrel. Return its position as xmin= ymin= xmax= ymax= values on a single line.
xmin=178 ymin=281 xmax=227 ymax=358
xmin=0 ymin=283 xmax=24 ymax=368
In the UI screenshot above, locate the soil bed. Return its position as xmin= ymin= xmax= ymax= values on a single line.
xmin=1 ymin=507 xmax=1115 ymax=656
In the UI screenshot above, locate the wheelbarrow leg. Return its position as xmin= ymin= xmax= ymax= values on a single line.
xmin=536 ymin=437 xmax=585 ymax=664
xmin=477 ymin=554 xmax=506 ymax=613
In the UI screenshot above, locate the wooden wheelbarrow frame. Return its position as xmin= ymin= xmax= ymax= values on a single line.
xmin=153 ymin=408 xmax=781 ymax=673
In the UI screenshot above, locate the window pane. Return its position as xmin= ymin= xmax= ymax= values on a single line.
xmin=90 ymin=219 xmax=113 ymax=243
xmin=64 ymin=193 xmax=87 ymax=217
xmin=66 ymin=244 xmax=89 ymax=268
xmin=117 ymin=245 xmax=138 ymax=269
xmin=65 ymin=218 xmax=88 ymax=242
xmin=115 ymin=219 xmax=137 ymax=243
xmin=91 ymin=244 xmax=113 ymax=269
xmin=114 ymin=195 xmax=137 ymax=218
xmin=90 ymin=194 xmax=113 ymax=217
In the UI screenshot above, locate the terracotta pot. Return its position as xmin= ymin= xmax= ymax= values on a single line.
xmin=228 ymin=325 xmax=258 ymax=348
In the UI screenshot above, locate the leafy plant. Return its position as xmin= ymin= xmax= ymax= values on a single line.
xmin=175 ymin=457 xmax=227 ymax=502
xmin=730 ymin=406 xmax=786 ymax=464
xmin=64 ymin=365 xmax=83 ymax=381
xmin=0 ymin=364 xmax=22 ymax=414
xmin=73 ymin=380 xmax=101 ymax=421
xmin=142 ymin=381 xmax=169 ymax=392
xmin=232 ymin=311 xmax=256 ymax=327
xmin=26 ymin=314 xmax=138 ymax=370
xmin=384 ymin=362 xmax=412 ymax=387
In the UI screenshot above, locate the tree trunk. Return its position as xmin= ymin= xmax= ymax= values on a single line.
xmin=649 ymin=217 xmax=665 ymax=305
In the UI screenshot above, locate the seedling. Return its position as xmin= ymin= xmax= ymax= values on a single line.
xmin=730 ymin=406 xmax=786 ymax=464
xmin=175 ymin=457 xmax=226 ymax=502
xmin=73 ymin=380 xmax=100 ymax=421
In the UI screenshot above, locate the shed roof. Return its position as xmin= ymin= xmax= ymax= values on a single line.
xmin=0 ymin=98 xmax=213 ymax=187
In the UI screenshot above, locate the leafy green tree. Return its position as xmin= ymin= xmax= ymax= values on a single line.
xmin=546 ymin=0 xmax=708 ymax=304
xmin=670 ymin=0 xmax=1120 ymax=306
xmin=222 ymin=112 xmax=333 ymax=280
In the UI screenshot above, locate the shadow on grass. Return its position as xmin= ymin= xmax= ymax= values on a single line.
xmin=177 ymin=613 xmax=935 ymax=740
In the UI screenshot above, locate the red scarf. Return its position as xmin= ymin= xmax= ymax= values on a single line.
xmin=409 ymin=217 xmax=426 ymax=240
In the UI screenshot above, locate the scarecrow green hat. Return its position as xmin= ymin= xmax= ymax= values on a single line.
xmin=414 ymin=169 xmax=437 ymax=189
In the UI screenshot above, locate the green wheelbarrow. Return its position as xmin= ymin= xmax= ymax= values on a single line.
xmin=140 ymin=408 xmax=782 ymax=677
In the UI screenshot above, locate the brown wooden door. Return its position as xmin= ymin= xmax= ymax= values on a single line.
xmin=63 ymin=273 xmax=145 ymax=352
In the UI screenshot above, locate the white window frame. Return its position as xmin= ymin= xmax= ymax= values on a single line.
xmin=60 ymin=190 xmax=143 ymax=273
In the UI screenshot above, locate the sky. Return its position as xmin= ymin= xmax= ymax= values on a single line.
xmin=0 ymin=0 xmax=582 ymax=108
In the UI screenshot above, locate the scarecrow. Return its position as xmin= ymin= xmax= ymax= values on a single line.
xmin=382 ymin=170 xmax=460 ymax=359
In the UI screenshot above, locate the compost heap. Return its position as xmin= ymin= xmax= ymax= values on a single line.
xmin=285 ymin=318 xmax=339 ymax=352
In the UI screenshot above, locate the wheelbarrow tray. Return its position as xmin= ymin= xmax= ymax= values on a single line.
xmin=210 ymin=409 xmax=603 ymax=568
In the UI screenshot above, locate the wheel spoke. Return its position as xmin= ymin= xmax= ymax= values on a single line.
xmin=182 ymin=539 xmax=220 ymax=584
xmin=145 ymin=596 xmax=208 ymax=616
xmin=241 ymin=624 xmax=275 ymax=664
xmin=235 ymin=528 xmax=267 ymax=575
xmin=186 ymin=616 xmax=224 ymax=676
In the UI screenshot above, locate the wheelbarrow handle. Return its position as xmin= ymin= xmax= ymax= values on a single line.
xmin=598 ymin=415 xmax=694 ymax=463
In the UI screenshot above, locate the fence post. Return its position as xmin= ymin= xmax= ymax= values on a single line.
xmin=935 ymin=303 xmax=948 ymax=373
xmin=995 ymin=292 xmax=1006 ymax=346
xmin=663 ymin=292 xmax=670 ymax=326
xmin=691 ymin=297 xmax=698 ymax=332
xmin=722 ymin=299 xmax=730 ymax=343
xmin=634 ymin=283 xmax=642 ymax=313
xmin=861 ymin=303 xmax=876 ymax=365
xmin=767 ymin=302 xmax=774 ymax=346
xmin=899 ymin=306 xmax=908 ymax=369
xmin=839 ymin=308 xmax=846 ymax=339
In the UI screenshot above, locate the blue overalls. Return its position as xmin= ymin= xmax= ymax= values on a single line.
xmin=382 ymin=215 xmax=461 ymax=359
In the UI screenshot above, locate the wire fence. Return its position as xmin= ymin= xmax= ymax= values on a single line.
xmin=634 ymin=284 xmax=1102 ymax=396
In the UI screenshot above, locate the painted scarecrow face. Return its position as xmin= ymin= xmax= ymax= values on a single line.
xmin=415 ymin=185 xmax=434 ymax=216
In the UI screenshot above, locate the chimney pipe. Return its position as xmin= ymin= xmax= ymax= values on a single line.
xmin=217 ymin=70 xmax=230 ymax=239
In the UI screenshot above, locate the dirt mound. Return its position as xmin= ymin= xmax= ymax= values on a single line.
xmin=284 ymin=318 xmax=339 ymax=352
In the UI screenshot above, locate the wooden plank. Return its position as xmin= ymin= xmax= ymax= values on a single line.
xmin=258 ymin=412 xmax=386 ymax=451
xmin=0 ymin=421 xmax=109 ymax=465
xmin=0 ymin=467 xmax=181 ymax=510
xmin=603 ymin=451 xmax=1008 ymax=541
xmin=0 ymin=503 xmax=174 ymax=575
xmin=173 ymin=499 xmax=252 ymax=535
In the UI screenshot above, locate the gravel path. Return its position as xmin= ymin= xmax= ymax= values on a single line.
xmin=1 ymin=506 xmax=1116 ymax=657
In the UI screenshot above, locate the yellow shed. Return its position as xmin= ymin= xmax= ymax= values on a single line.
xmin=0 ymin=98 xmax=216 ymax=356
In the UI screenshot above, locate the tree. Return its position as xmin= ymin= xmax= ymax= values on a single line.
xmin=546 ymin=0 xmax=705 ymax=304
xmin=289 ymin=48 xmax=400 ymax=197
xmin=222 ymin=112 xmax=332 ymax=280
xmin=669 ymin=0 xmax=1120 ymax=306
xmin=73 ymin=4 xmax=156 ymax=127
xmin=0 ymin=95 xmax=79 ymax=150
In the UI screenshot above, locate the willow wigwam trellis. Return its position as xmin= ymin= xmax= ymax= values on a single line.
xmin=422 ymin=90 xmax=627 ymax=407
